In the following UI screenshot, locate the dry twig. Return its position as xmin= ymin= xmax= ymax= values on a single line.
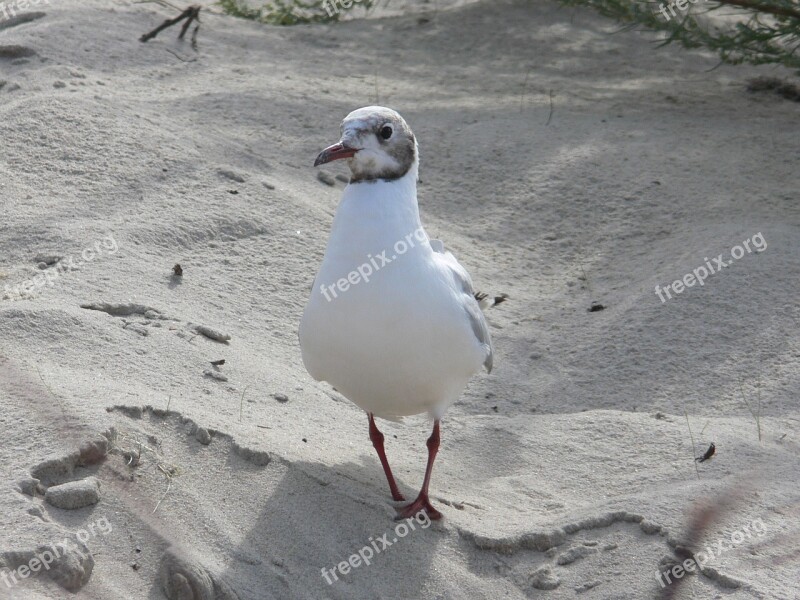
xmin=140 ymin=5 xmax=201 ymax=45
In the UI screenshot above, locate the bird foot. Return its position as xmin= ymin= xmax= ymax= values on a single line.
xmin=394 ymin=494 xmax=442 ymax=521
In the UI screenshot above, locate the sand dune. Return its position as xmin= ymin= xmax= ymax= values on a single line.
xmin=1 ymin=0 xmax=798 ymax=598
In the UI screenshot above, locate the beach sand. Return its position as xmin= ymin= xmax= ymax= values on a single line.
xmin=0 ymin=0 xmax=798 ymax=598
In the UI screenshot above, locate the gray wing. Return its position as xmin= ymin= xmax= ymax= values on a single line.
xmin=430 ymin=239 xmax=494 ymax=373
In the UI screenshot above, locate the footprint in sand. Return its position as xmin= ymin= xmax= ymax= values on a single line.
xmin=160 ymin=548 xmax=242 ymax=600
xmin=3 ymin=435 xmax=109 ymax=592
xmin=461 ymin=509 xmax=749 ymax=596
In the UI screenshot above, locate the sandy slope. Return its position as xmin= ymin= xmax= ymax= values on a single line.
xmin=0 ymin=0 xmax=798 ymax=598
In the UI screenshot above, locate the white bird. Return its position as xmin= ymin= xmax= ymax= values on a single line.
xmin=300 ymin=106 xmax=497 ymax=520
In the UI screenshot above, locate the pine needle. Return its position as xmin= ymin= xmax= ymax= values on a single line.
xmin=239 ymin=384 xmax=251 ymax=422
xmin=684 ymin=409 xmax=700 ymax=479
xmin=738 ymin=376 xmax=763 ymax=442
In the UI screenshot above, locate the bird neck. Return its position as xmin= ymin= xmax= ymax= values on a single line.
xmin=328 ymin=169 xmax=424 ymax=256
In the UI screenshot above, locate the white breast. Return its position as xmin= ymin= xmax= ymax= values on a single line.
xmin=299 ymin=172 xmax=485 ymax=420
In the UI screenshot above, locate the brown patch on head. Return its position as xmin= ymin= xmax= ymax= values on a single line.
xmin=340 ymin=107 xmax=418 ymax=183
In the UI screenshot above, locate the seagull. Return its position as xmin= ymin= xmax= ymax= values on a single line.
xmin=299 ymin=106 xmax=496 ymax=520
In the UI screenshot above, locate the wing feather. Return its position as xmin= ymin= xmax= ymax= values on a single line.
xmin=430 ymin=239 xmax=494 ymax=372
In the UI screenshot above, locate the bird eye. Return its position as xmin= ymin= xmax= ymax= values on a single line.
xmin=379 ymin=125 xmax=393 ymax=140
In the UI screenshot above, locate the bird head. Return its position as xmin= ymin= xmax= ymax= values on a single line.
xmin=314 ymin=106 xmax=418 ymax=183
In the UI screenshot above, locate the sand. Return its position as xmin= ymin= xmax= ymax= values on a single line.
xmin=0 ymin=0 xmax=798 ymax=598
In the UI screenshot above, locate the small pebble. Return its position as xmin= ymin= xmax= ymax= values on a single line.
xmin=530 ymin=565 xmax=560 ymax=590
xmin=575 ymin=581 xmax=601 ymax=593
xmin=203 ymin=369 xmax=228 ymax=382
xmin=34 ymin=254 xmax=61 ymax=266
xmin=641 ymin=520 xmax=661 ymax=535
xmin=45 ymin=477 xmax=100 ymax=510
xmin=195 ymin=325 xmax=231 ymax=343
xmin=16 ymin=478 xmax=40 ymax=496
xmin=195 ymin=427 xmax=212 ymax=445
xmin=557 ymin=545 xmax=596 ymax=565
xmin=273 ymin=393 xmax=289 ymax=403
xmin=78 ymin=436 xmax=109 ymax=466
xmin=218 ymin=168 xmax=246 ymax=183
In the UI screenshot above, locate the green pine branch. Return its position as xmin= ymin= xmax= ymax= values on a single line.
xmin=559 ymin=0 xmax=800 ymax=68
xmin=218 ymin=0 xmax=375 ymax=25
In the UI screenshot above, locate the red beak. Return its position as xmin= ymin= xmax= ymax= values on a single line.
xmin=314 ymin=142 xmax=358 ymax=167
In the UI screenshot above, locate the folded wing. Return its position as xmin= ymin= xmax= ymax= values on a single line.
xmin=430 ymin=239 xmax=494 ymax=373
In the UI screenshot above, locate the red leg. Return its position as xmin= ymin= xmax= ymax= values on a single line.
xmin=368 ymin=413 xmax=405 ymax=502
xmin=396 ymin=420 xmax=443 ymax=521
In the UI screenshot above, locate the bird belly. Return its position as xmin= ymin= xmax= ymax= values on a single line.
xmin=300 ymin=259 xmax=484 ymax=419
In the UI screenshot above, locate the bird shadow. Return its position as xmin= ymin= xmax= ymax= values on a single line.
xmin=215 ymin=457 xmax=443 ymax=600
xmin=167 ymin=274 xmax=183 ymax=290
